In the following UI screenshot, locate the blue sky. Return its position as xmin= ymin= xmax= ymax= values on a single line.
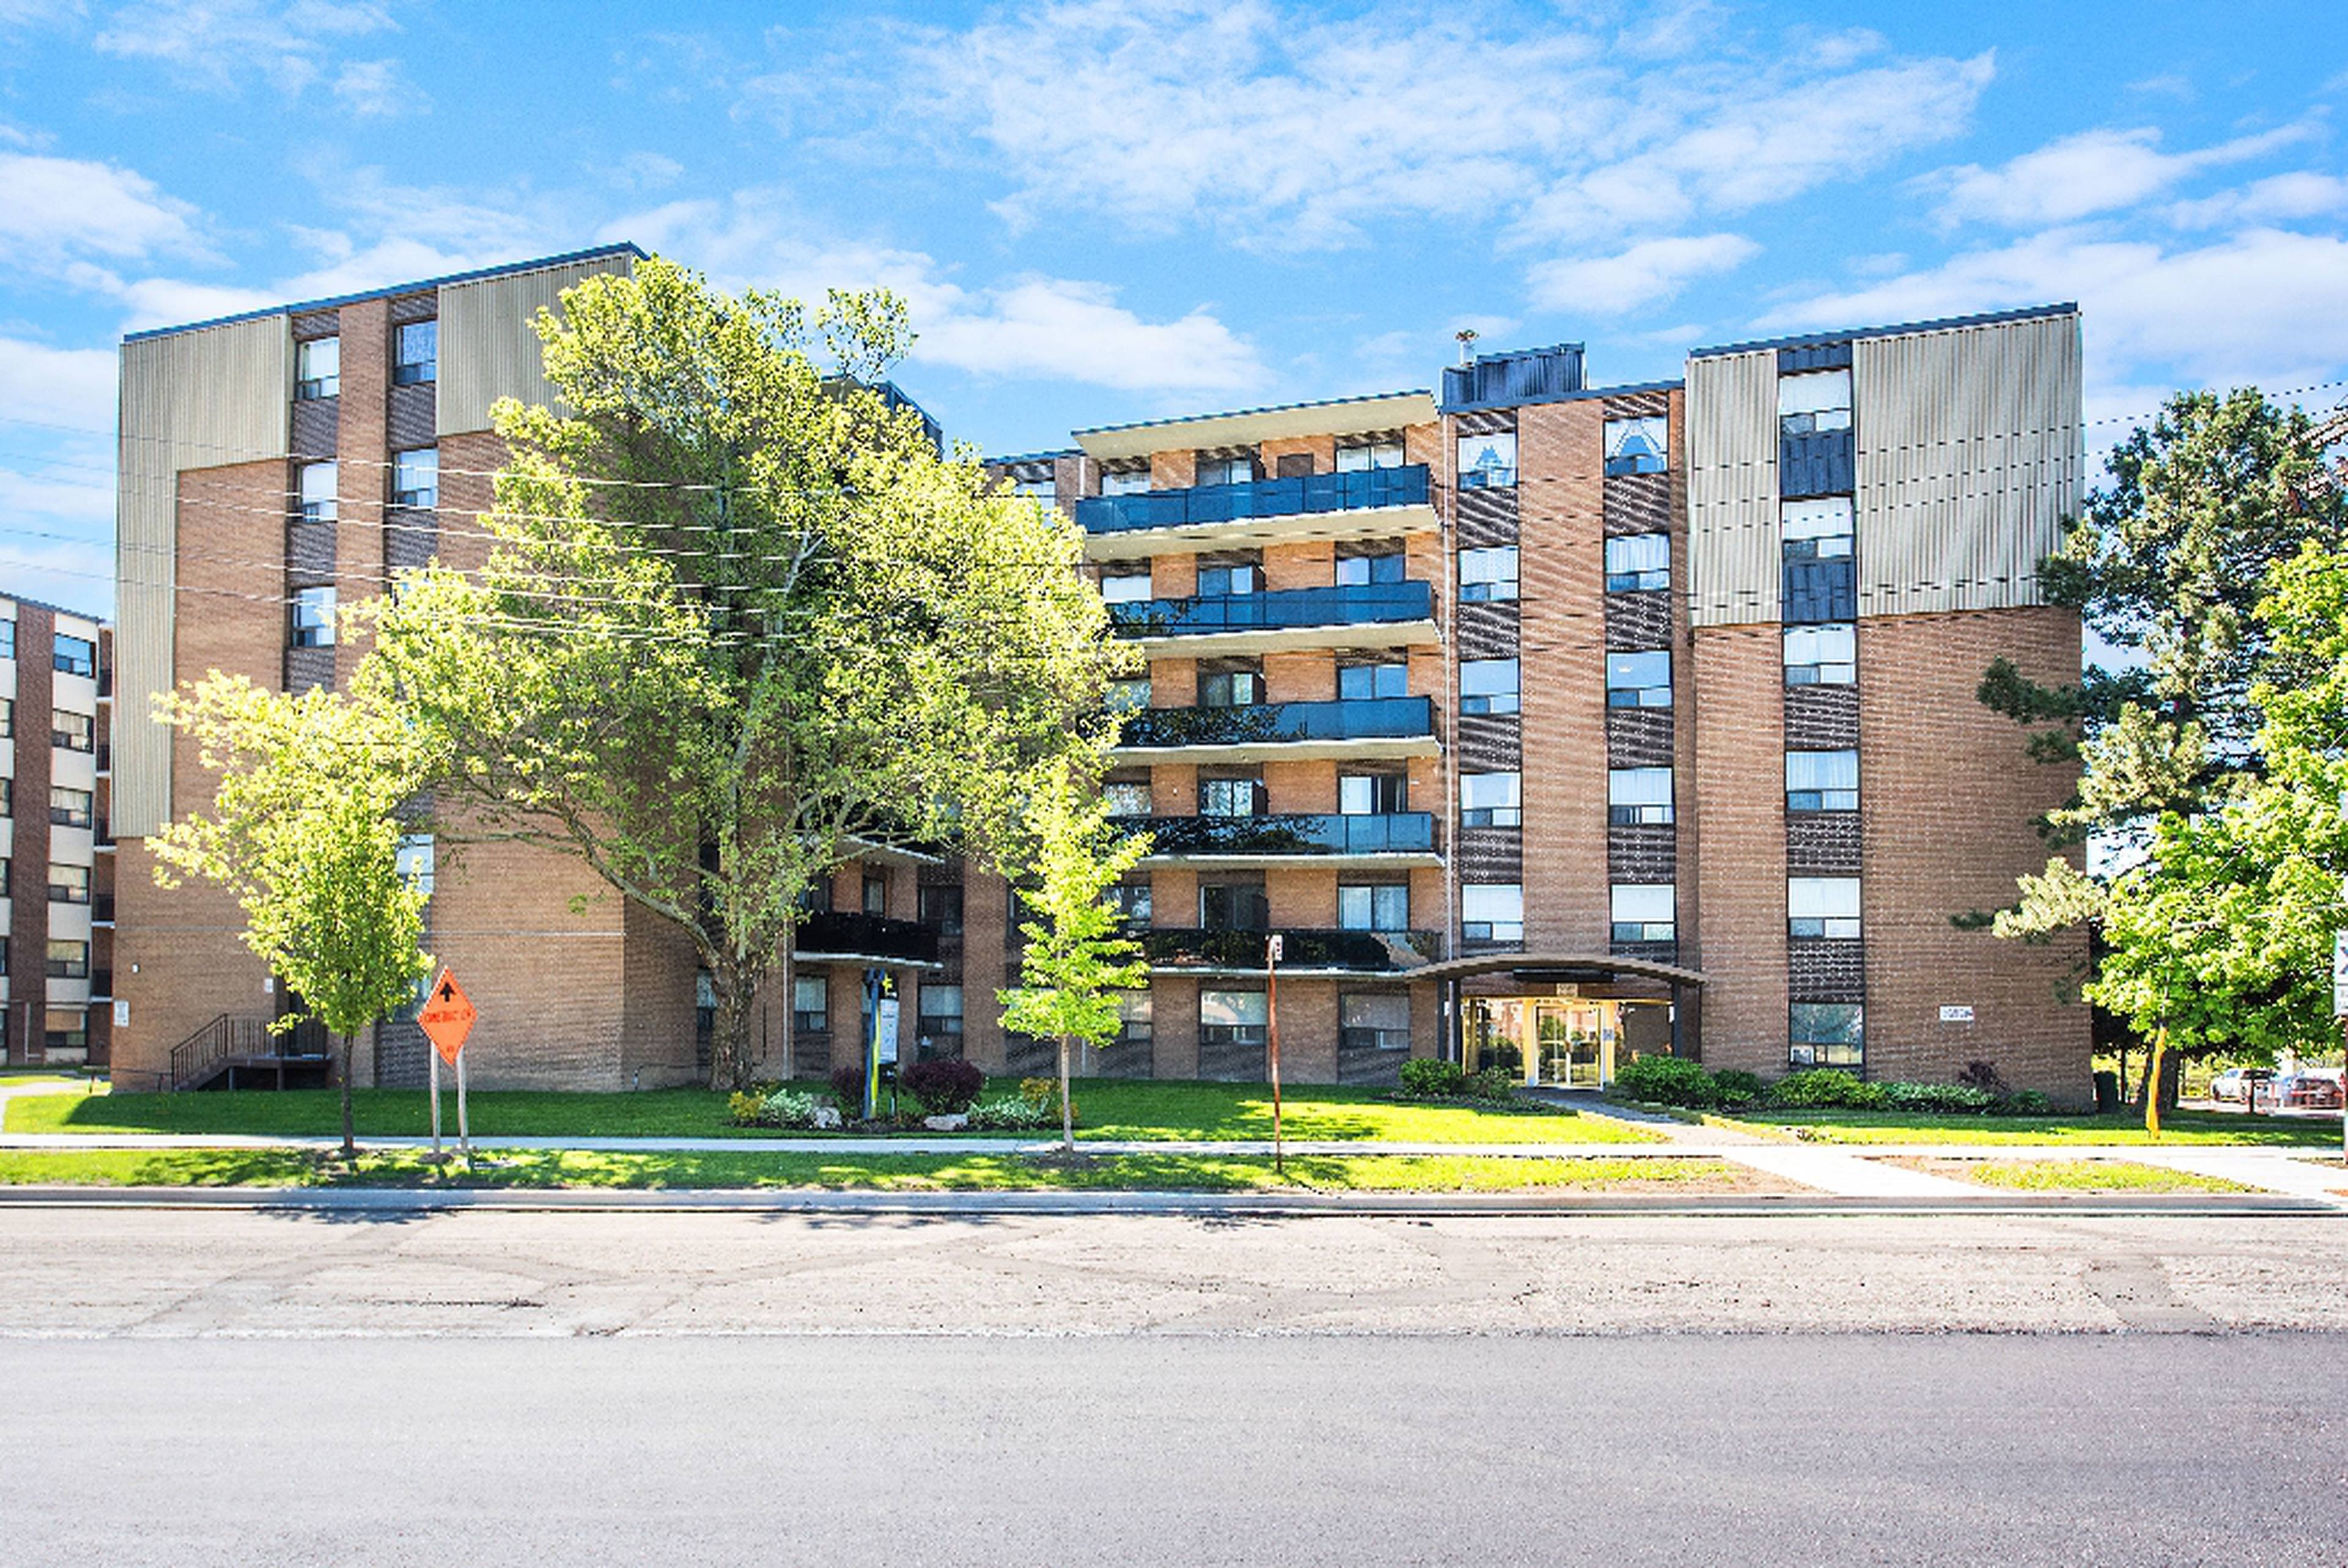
xmin=2 ymin=0 xmax=2345 ymax=616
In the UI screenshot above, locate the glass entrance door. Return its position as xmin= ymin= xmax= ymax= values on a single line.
xmin=1464 ymin=997 xmax=1619 ymax=1088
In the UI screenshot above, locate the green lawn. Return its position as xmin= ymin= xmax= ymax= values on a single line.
xmin=0 ymin=1147 xmax=1741 ymax=1193
xmin=1892 ymin=1157 xmax=2257 ymax=1194
xmin=3 ymin=1078 xmax=1658 ymax=1145
xmin=1718 ymin=1107 xmax=2340 ymax=1147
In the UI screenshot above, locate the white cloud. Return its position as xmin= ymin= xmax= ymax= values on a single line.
xmin=2168 ymin=170 xmax=2348 ymax=228
xmin=605 ymin=151 xmax=685 ymax=191
xmin=1527 ymin=232 xmax=1759 ymax=314
xmin=0 ymin=337 xmax=118 ymax=432
xmin=0 ymin=152 xmax=203 ymax=267
xmin=1927 ymin=125 xmax=2308 ymax=228
xmin=331 ymin=56 xmax=423 ymax=117
xmin=95 ymin=0 xmax=401 ymax=100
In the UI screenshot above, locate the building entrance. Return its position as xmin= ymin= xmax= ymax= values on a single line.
xmin=1463 ymin=997 xmax=1618 ymax=1089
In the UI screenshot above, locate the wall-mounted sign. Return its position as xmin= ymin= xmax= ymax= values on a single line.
xmin=1938 ymin=1005 xmax=1976 ymax=1023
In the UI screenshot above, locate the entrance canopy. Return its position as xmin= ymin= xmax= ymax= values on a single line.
xmin=1408 ymin=951 xmax=1705 ymax=989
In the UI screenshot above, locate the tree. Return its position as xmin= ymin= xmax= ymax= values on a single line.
xmin=362 ymin=259 xmax=1127 ymax=1089
xmin=150 ymin=676 xmax=436 ymax=1160
xmin=996 ymin=771 xmax=1151 ymax=1152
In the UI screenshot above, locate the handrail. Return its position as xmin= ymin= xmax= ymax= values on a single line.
xmin=168 ymin=1013 xmax=275 ymax=1091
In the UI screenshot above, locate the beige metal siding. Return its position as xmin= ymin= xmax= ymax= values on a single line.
xmin=1851 ymin=312 xmax=2082 ymax=617
xmin=437 ymin=255 xmax=636 ymax=436
xmin=114 ymin=317 xmax=291 ymax=837
xmin=1685 ymin=348 xmax=1779 ymax=627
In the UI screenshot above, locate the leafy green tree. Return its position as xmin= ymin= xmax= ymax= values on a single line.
xmin=997 ymin=771 xmax=1151 ymax=1152
xmin=363 ymin=259 xmax=1126 ymax=1090
xmin=150 ymin=677 xmax=435 ymax=1158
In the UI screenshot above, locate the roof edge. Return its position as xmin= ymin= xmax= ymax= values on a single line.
xmin=1689 ymin=302 xmax=2079 ymax=361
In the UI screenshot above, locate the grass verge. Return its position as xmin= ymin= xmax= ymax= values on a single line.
xmin=1887 ymin=1157 xmax=2257 ymax=1194
xmin=0 ymin=1147 xmax=1755 ymax=1194
xmin=1719 ymin=1108 xmax=2339 ymax=1148
xmin=4 ymin=1080 xmax=1659 ymax=1146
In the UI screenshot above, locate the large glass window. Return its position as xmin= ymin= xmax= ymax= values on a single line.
xmin=1198 ymin=778 xmax=1262 ymax=817
xmin=1339 ymin=772 xmax=1407 ymax=815
xmin=1782 ymin=496 xmax=1855 ymax=559
xmin=917 ymin=883 xmax=964 ymax=935
xmin=52 ymin=633 xmax=95 ymax=678
xmin=1197 ymin=562 xmax=1260 ymax=597
xmin=298 ymin=460 xmax=339 ymax=523
xmin=1105 ymin=779 xmax=1154 ymax=816
xmin=394 ymin=320 xmax=438 ymax=385
xmin=1787 ymin=749 xmax=1859 ymax=812
xmin=1200 ymin=988 xmax=1269 ymax=1048
xmin=0 ymin=698 xmax=12 ymax=737
xmin=1458 ymin=432 xmax=1518 ymax=490
xmin=1335 ymin=436 xmax=1405 ymax=471
xmin=1335 ymin=546 xmax=1405 ymax=586
xmin=1604 ymin=414 xmax=1669 ymax=476
xmin=392 ymin=446 xmax=438 ymax=508
xmin=394 ymin=834 xmax=435 ymax=898
xmin=0 ymin=619 xmax=17 ymax=659
xmin=917 ymin=984 xmax=964 ymax=1045
xmin=1606 ymin=650 xmax=1671 ymax=708
xmin=1200 ymin=882 xmax=1269 ymax=931
xmin=1099 ymin=572 xmax=1154 ymax=604
xmin=1100 ymin=466 xmax=1151 ymax=497
xmin=1460 ymin=770 xmax=1522 ymax=828
xmin=1784 ymin=623 xmax=1856 ymax=685
xmin=292 ymin=586 xmax=337 ymax=649
xmin=1611 ymin=883 xmax=1676 ymax=943
xmin=44 ymin=1008 xmax=87 ymax=1055
xmin=1196 ymin=454 xmax=1253 ymax=488
xmin=1338 ymin=661 xmax=1407 ymax=701
xmin=1459 ymin=545 xmax=1519 ymax=602
xmin=49 ymin=787 xmax=92 ymax=830
xmin=1338 ymin=883 xmax=1409 ymax=933
xmin=1461 ymin=658 xmax=1521 ymax=715
xmin=1790 ymin=1002 xmax=1863 ymax=1069
xmin=48 ymin=863 xmax=89 ymax=904
xmin=52 ymin=710 xmax=93 ymax=753
xmin=1461 ymin=883 xmax=1524 ymax=942
xmin=1109 ymin=878 xmax=1153 ymax=928
xmin=1608 ymin=767 xmax=1674 ymax=825
xmin=792 ymin=975 xmax=829 ymax=1034
xmin=1340 ymin=992 xmax=1412 ymax=1054
xmin=1107 ymin=677 xmax=1152 ymax=713
xmin=46 ymin=939 xmax=89 ymax=979
xmin=1198 ymin=668 xmax=1260 ymax=708
xmin=1789 ymin=877 xmax=1861 ymax=940
xmin=1116 ymin=990 xmax=1154 ymax=1047
xmin=1604 ymin=533 xmax=1670 ymax=593
xmin=1779 ymin=369 xmax=1852 ymax=436
xmin=296 ymin=336 xmax=340 ymax=400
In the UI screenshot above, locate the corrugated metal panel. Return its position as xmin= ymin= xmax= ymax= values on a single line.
xmin=1851 ymin=311 xmax=2082 ymax=617
xmin=437 ymin=254 xmax=636 ymax=436
xmin=114 ymin=316 xmax=290 ymax=837
xmin=1685 ymin=348 xmax=1779 ymax=627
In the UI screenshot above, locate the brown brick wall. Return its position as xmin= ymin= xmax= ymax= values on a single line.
xmin=1688 ymin=622 xmax=1789 ymax=1073
xmin=333 ymin=297 xmax=389 ymax=690
xmin=1858 ymin=606 xmax=2091 ymax=1102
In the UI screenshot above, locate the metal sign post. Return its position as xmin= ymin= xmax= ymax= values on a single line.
xmin=416 ymin=969 xmax=479 ymax=1164
xmin=429 ymin=1042 xmax=443 ymax=1160
xmin=1266 ymin=934 xmax=1284 ymax=1176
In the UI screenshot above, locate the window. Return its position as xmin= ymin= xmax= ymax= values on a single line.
xmin=1338 ymin=773 xmax=1407 ymax=815
xmin=298 ymin=460 xmax=339 ymax=523
xmin=1338 ymin=882 xmax=1410 ymax=933
xmin=792 ymin=975 xmax=830 ymax=1034
xmin=53 ymin=633 xmax=95 ymax=678
xmin=1116 ymin=989 xmax=1154 ymax=1047
xmin=1200 ymin=988 xmax=1269 ymax=1049
xmin=1196 ymin=454 xmax=1254 ymax=488
xmin=394 ymin=834 xmax=435 ymax=897
xmin=1010 ymin=474 xmax=1054 ymax=500
xmin=296 ymin=336 xmax=341 ymax=399
xmin=52 ymin=710 xmax=93 ymax=753
xmin=1109 ymin=878 xmax=1153 ymax=927
xmin=1461 ymin=658 xmax=1521 ymax=715
xmin=1200 ymin=882 xmax=1269 ymax=932
xmin=1459 ymin=545 xmax=1519 ymax=602
xmin=1606 ymin=650 xmax=1671 ymax=709
xmin=1787 ymin=749 xmax=1859 ymax=812
xmin=1100 ymin=466 xmax=1152 ymax=497
xmin=44 ymin=1009 xmax=87 ymax=1055
xmin=46 ymin=940 xmax=89 ymax=979
xmin=1604 ymin=533 xmax=1670 ymax=593
xmin=1608 ymin=767 xmax=1674 ymax=825
xmin=1107 ymin=677 xmax=1153 ymax=713
xmin=1335 ymin=546 xmax=1405 ymax=586
xmin=1611 ymin=883 xmax=1677 ymax=943
xmin=1790 ymin=1002 xmax=1864 ymax=1069
xmin=1199 ymin=668 xmax=1260 ymax=708
xmin=1105 ymin=779 xmax=1154 ymax=817
xmin=798 ymin=879 xmax=833 ymax=915
xmin=0 ymin=778 xmax=11 ymax=817
xmin=1199 ymin=777 xmax=1262 ymax=817
xmin=1779 ymin=369 xmax=1853 ymax=436
xmin=1789 ymin=877 xmax=1861 ymax=940
xmin=1604 ymin=414 xmax=1668 ymax=476
xmin=1784 ymin=623 xmax=1856 ymax=685
xmin=0 ymin=861 xmax=9 ymax=897
xmin=1461 ymin=883 xmax=1524 ymax=942
xmin=862 ymin=872 xmax=887 ymax=916
xmin=918 ymin=984 xmax=964 ymax=1043
xmin=48 ymin=863 xmax=89 ymax=904
xmin=1782 ymin=496 xmax=1856 ymax=624
xmin=1338 ymin=661 xmax=1407 ymax=701
xmin=0 ymin=697 xmax=12 ymax=737
xmin=394 ymin=320 xmax=437 ymax=385
xmin=0 ymin=935 xmax=6 ymax=973
xmin=918 ymin=883 xmax=964 ymax=935
xmin=1460 ymin=770 xmax=1522 ymax=828
xmin=1341 ymin=992 xmax=1412 ymax=1055
xmin=50 ymin=788 xmax=92 ymax=830
xmin=1196 ymin=562 xmax=1260 ymax=597
xmin=1335 ymin=436 xmax=1405 ymax=471
xmin=1458 ymin=432 xmax=1517 ymax=490
xmin=0 ymin=619 xmax=15 ymax=659
xmin=292 ymin=586 xmax=337 ymax=649
xmin=1782 ymin=496 xmax=1854 ymax=559
xmin=393 ymin=447 xmax=438 ymax=508
xmin=1099 ymin=572 xmax=1154 ymax=605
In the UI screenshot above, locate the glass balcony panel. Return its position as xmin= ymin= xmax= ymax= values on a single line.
xmin=1111 ymin=812 xmax=1434 ymax=856
xmin=1077 ymin=465 xmax=1430 ymax=534
xmin=792 ymin=910 xmax=942 ymax=966
xmin=1142 ymin=926 xmax=1438 ymax=972
xmin=1118 ymin=696 xmax=1434 ymax=749
xmin=1109 ymin=579 xmax=1432 ymax=638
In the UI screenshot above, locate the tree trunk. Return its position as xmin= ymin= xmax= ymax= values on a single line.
xmin=1058 ymin=1033 xmax=1074 ymax=1155
xmin=338 ymin=1034 xmax=357 ymax=1163
xmin=707 ymin=959 xmax=764 ymax=1093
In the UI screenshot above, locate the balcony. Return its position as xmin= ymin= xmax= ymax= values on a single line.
xmin=791 ymin=910 xmax=943 ymax=970
xmin=92 ymin=894 xmax=116 ymax=925
xmin=1140 ymin=926 xmax=1441 ymax=976
xmin=1109 ymin=580 xmax=1436 ymax=655
xmin=1118 ymin=811 xmax=1438 ymax=867
xmin=1077 ymin=466 xmax=1436 ymax=559
xmin=1115 ymin=696 xmax=1438 ymax=763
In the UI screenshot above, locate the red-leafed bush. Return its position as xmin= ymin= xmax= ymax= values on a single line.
xmin=901 ymin=1057 xmax=986 ymax=1115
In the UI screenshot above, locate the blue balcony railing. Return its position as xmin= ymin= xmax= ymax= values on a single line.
xmin=1077 ymin=464 xmax=1430 ymax=535
xmin=1115 ymin=811 xmax=1434 ymax=858
xmin=1141 ymin=926 xmax=1441 ymax=973
xmin=1117 ymin=696 xmax=1434 ymax=749
xmin=792 ymin=910 xmax=940 ymax=967
xmin=1109 ymin=580 xmax=1433 ymax=639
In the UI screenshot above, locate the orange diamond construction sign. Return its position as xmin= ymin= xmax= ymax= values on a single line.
xmin=418 ymin=969 xmax=478 ymax=1067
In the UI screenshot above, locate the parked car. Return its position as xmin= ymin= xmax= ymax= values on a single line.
xmin=2209 ymin=1067 xmax=2275 ymax=1104
xmin=2252 ymin=1073 xmax=2344 ymax=1112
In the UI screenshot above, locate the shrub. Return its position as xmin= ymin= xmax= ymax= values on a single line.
xmin=1398 ymin=1059 xmax=1468 ymax=1099
xmin=830 ymin=1064 xmax=868 ymax=1114
xmin=1763 ymin=1069 xmax=1883 ymax=1110
xmin=1709 ymin=1069 xmax=1764 ymax=1109
xmin=1957 ymin=1060 xmax=2012 ymax=1099
xmin=726 ymin=1091 xmax=766 ymax=1127
xmin=1015 ymin=1077 xmax=1077 ymax=1128
xmin=1464 ymin=1066 xmax=1519 ymax=1102
xmin=1878 ymin=1081 xmax=1996 ymax=1114
xmin=967 ymin=1095 xmax=1054 ymax=1131
xmin=1613 ymin=1055 xmax=1719 ymax=1108
xmin=759 ymin=1088 xmax=822 ymax=1128
xmin=900 ymin=1058 xmax=985 ymax=1115
xmin=1994 ymin=1089 xmax=2052 ymax=1116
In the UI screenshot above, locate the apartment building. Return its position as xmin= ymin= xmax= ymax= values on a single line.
xmin=0 ymin=597 xmax=114 ymax=1069
xmin=107 ymin=243 xmax=2089 ymax=1102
